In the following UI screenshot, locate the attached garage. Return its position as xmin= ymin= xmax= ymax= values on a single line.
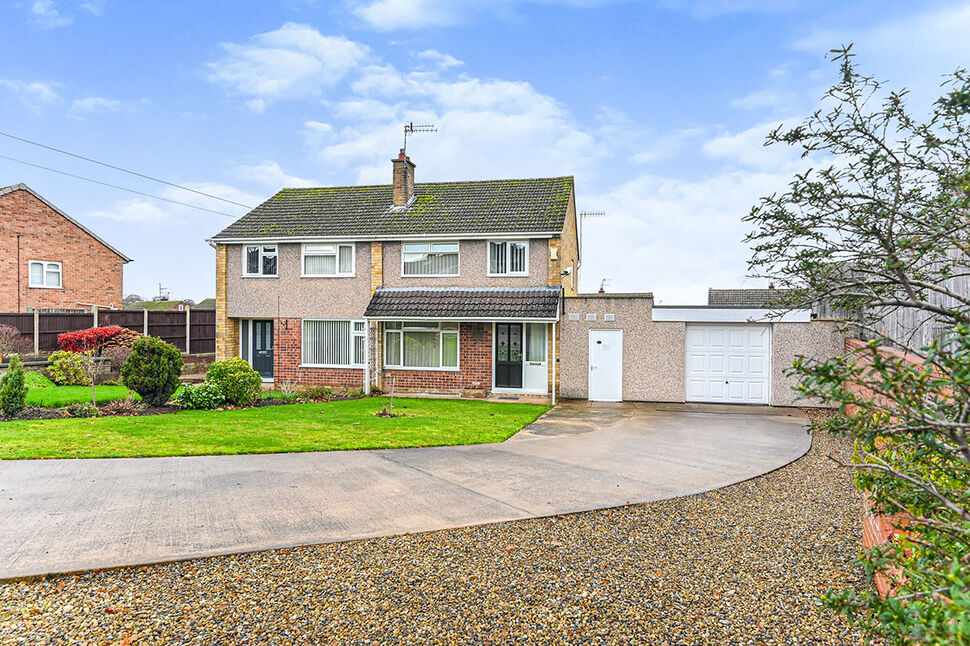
xmin=558 ymin=295 xmax=843 ymax=407
xmin=685 ymin=324 xmax=770 ymax=404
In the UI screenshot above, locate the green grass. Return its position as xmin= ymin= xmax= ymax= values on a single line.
xmin=0 ymin=397 xmax=549 ymax=459
xmin=25 ymin=385 xmax=138 ymax=408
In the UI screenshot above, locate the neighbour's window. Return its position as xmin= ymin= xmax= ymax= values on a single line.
xmin=402 ymin=242 xmax=459 ymax=276
xmin=488 ymin=241 xmax=528 ymax=276
xmin=28 ymin=261 xmax=62 ymax=288
xmin=244 ymin=245 xmax=278 ymax=276
xmin=384 ymin=321 xmax=459 ymax=368
xmin=302 ymin=320 xmax=366 ymax=367
xmin=303 ymin=243 xmax=354 ymax=276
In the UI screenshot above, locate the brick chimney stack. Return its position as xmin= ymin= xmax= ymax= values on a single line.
xmin=391 ymin=149 xmax=415 ymax=207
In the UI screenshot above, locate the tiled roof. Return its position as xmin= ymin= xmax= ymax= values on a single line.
xmin=210 ymin=176 xmax=574 ymax=240
xmin=707 ymin=288 xmax=791 ymax=308
xmin=365 ymin=287 xmax=561 ymax=320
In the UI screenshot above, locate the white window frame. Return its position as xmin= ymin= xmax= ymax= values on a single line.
xmin=400 ymin=241 xmax=460 ymax=278
xmin=28 ymin=260 xmax=62 ymax=289
xmin=383 ymin=321 xmax=460 ymax=371
xmin=487 ymin=240 xmax=529 ymax=277
xmin=301 ymin=319 xmax=366 ymax=368
xmin=242 ymin=244 xmax=279 ymax=278
xmin=301 ymin=242 xmax=356 ymax=278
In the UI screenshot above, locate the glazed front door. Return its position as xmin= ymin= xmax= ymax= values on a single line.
xmin=495 ymin=323 xmax=523 ymax=389
xmin=252 ymin=319 xmax=274 ymax=379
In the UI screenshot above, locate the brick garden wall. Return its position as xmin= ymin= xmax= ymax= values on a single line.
xmin=0 ymin=187 xmax=126 ymax=312
xmin=381 ymin=322 xmax=492 ymax=396
xmin=273 ymin=318 xmax=364 ymax=388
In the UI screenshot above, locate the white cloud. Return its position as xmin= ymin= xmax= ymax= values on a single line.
xmin=416 ymin=49 xmax=463 ymax=69
xmin=85 ymin=199 xmax=169 ymax=222
xmin=235 ymin=161 xmax=319 ymax=188
xmin=70 ymin=96 xmax=125 ymax=116
xmin=30 ymin=0 xmax=73 ymax=27
xmin=351 ymin=0 xmax=466 ymax=31
xmin=701 ymin=119 xmax=805 ymax=170
xmin=206 ymin=23 xmax=372 ymax=110
xmin=0 ymin=79 xmax=60 ymax=111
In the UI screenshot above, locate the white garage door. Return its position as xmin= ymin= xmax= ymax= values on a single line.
xmin=685 ymin=324 xmax=771 ymax=404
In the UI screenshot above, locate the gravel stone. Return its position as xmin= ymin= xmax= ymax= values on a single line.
xmin=0 ymin=428 xmax=870 ymax=645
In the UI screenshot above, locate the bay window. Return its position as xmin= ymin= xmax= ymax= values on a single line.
xmin=488 ymin=241 xmax=528 ymax=276
xmin=402 ymin=242 xmax=459 ymax=276
xmin=28 ymin=260 xmax=62 ymax=288
xmin=384 ymin=322 xmax=459 ymax=369
xmin=244 ymin=245 xmax=278 ymax=277
xmin=303 ymin=243 xmax=354 ymax=277
xmin=302 ymin=319 xmax=366 ymax=367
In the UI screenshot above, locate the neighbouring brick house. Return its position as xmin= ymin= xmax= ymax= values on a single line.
xmin=0 ymin=183 xmax=131 ymax=312
xmin=209 ymin=150 xmax=579 ymax=400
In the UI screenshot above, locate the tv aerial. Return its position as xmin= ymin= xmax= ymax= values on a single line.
xmin=403 ymin=122 xmax=436 ymax=155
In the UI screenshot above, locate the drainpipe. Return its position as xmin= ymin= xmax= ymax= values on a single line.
xmin=16 ymin=234 xmax=22 ymax=312
xmin=363 ymin=320 xmax=371 ymax=395
xmin=551 ymin=321 xmax=557 ymax=406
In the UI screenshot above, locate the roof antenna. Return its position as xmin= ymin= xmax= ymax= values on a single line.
xmin=403 ymin=122 xmax=436 ymax=155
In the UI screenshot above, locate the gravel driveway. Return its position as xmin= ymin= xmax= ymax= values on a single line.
xmin=0 ymin=429 xmax=868 ymax=645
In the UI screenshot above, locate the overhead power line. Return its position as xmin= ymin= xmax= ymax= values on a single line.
xmin=0 ymin=153 xmax=239 ymax=218
xmin=0 ymin=129 xmax=254 ymax=209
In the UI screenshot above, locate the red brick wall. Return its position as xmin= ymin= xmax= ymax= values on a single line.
xmin=273 ymin=318 xmax=364 ymax=387
xmin=381 ymin=322 xmax=492 ymax=396
xmin=0 ymin=187 xmax=126 ymax=312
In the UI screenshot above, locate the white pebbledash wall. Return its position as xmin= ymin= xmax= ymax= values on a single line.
xmin=559 ymin=294 xmax=843 ymax=407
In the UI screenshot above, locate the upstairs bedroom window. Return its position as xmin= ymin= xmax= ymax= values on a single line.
xmin=488 ymin=241 xmax=528 ymax=276
xmin=402 ymin=242 xmax=459 ymax=276
xmin=244 ymin=245 xmax=278 ymax=277
xmin=29 ymin=261 xmax=62 ymax=288
xmin=303 ymin=243 xmax=355 ymax=277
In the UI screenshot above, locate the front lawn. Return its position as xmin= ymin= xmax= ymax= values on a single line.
xmin=0 ymin=397 xmax=549 ymax=459
xmin=16 ymin=371 xmax=138 ymax=408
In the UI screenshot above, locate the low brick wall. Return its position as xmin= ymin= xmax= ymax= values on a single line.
xmin=844 ymin=337 xmax=917 ymax=598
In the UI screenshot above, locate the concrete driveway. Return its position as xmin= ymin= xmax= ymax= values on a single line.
xmin=0 ymin=402 xmax=811 ymax=580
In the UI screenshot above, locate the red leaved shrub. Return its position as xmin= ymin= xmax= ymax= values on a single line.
xmin=57 ymin=326 xmax=125 ymax=353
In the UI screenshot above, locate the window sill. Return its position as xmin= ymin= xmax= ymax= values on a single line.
xmin=300 ymin=274 xmax=356 ymax=279
xmin=299 ymin=364 xmax=364 ymax=370
xmin=399 ymin=274 xmax=461 ymax=279
xmin=27 ymin=285 xmax=63 ymax=290
xmin=241 ymin=275 xmax=279 ymax=279
xmin=486 ymin=273 xmax=530 ymax=278
xmin=383 ymin=366 xmax=461 ymax=373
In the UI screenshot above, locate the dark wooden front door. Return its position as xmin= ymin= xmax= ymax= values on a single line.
xmin=252 ymin=320 xmax=274 ymax=379
xmin=495 ymin=323 xmax=523 ymax=389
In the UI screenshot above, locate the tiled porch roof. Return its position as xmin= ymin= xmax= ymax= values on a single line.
xmin=364 ymin=286 xmax=561 ymax=320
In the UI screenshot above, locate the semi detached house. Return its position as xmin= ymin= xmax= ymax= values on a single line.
xmin=210 ymin=151 xmax=578 ymax=401
xmin=211 ymin=150 xmax=842 ymax=405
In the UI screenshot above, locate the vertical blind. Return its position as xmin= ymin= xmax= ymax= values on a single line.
xmin=303 ymin=244 xmax=354 ymax=275
xmin=489 ymin=242 xmax=527 ymax=274
xmin=402 ymin=242 xmax=459 ymax=275
xmin=303 ymin=320 xmax=351 ymax=365
xmin=385 ymin=322 xmax=459 ymax=368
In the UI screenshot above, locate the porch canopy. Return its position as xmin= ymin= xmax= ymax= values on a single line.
xmin=364 ymin=286 xmax=561 ymax=321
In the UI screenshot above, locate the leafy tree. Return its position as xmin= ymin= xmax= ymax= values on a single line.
xmin=0 ymin=354 xmax=28 ymax=417
xmin=745 ymin=46 xmax=969 ymax=645
xmin=121 ymin=336 xmax=183 ymax=406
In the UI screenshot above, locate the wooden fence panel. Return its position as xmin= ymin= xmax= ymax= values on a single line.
xmin=38 ymin=313 xmax=95 ymax=351
xmin=147 ymin=311 xmax=187 ymax=352
xmin=189 ymin=309 xmax=216 ymax=354
xmin=100 ymin=310 xmax=146 ymax=332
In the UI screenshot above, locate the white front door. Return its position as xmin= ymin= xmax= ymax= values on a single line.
xmin=685 ymin=324 xmax=770 ymax=404
xmin=589 ymin=329 xmax=622 ymax=402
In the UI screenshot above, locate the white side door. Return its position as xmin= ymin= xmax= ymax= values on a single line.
xmin=685 ymin=324 xmax=770 ymax=404
xmin=589 ymin=329 xmax=622 ymax=402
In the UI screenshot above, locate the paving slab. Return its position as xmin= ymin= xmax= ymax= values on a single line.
xmin=0 ymin=403 xmax=811 ymax=579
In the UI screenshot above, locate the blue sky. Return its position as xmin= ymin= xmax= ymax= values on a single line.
xmin=2 ymin=0 xmax=968 ymax=303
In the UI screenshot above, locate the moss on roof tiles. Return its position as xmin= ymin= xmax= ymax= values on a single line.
xmin=212 ymin=176 xmax=573 ymax=240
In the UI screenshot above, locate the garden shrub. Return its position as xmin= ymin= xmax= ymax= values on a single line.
xmin=175 ymin=382 xmax=225 ymax=410
xmin=66 ymin=402 xmax=100 ymax=418
xmin=0 ymin=355 xmax=28 ymax=416
xmin=205 ymin=357 xmax=261 ymax=406
xmin=47 ymin=350 xmax=90 ymax=385
xmin=121 ymin=336 xmax=183 ymax=407
xmin=0 ymin=325 xmax=32 ymax=357
xmin=300 ymin=385 xmax=334 ymax=401
xmin=101 ymin=394 xmax=143 ymax=416
xmin=57 ymin=326 xmax=124 ymax=353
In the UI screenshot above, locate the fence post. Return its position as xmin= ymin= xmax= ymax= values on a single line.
xmin=143 ymin=309 xmax=149 ymax=335
xmin=33 ymin=310 xmax=40 ymax=355
xmin=92 ymin=305 xmax=99 ymax=328
xmin=185 ymin=306 xmax=191 ymax=355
